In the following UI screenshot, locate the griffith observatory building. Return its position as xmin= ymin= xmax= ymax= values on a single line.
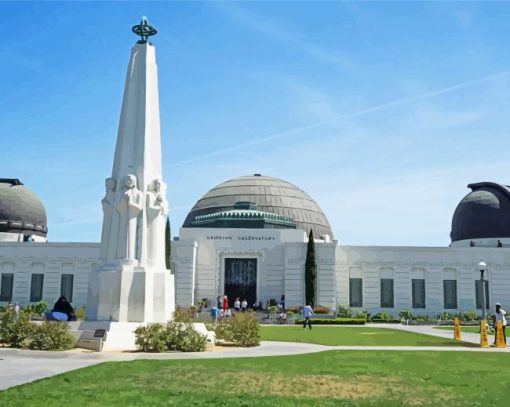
xmin=2 ymin=22 xmax=510 ymax=321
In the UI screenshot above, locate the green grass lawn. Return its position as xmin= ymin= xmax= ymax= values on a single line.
xmin=1 ymin=351 xmax=510 ymax=406
xmin=260 ymin=326 xmax=472 ymax=346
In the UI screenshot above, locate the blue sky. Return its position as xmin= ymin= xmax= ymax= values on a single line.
xmin=1 ymin=1 xmax=510 ymax=246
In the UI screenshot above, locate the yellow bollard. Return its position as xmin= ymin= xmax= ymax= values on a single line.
xmin=453 ymin=317 xmax=461 ymax=341
xmin=495 ymin=320 xmax=506 ymax=348
xmin=480 ymin=320 xmax=489 ymax=348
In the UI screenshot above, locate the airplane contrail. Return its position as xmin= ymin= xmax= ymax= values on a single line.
xmin=167 ymin=122 xmax=323 ymax=169
xmin=168 ymin=70 xmax=509 ymax=169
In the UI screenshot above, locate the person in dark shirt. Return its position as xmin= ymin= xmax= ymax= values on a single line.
xmin=52 ymin=296 xmax=76 ymax=321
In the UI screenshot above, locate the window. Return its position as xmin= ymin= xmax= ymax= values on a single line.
xmin=30 ymin=274 xmax=44 ymax=302
xmin=443 ymin=280 xmax=457 ymax=309
xmin=380 ymin=279 xmax=394 ymax=308
xmin=475 ymin=280 xmax=490 ymax=310
xmin=412 ymin=279 xmax=426 ymax=308
xmin=0 ymin=274 xmax=14 ymax=302
xmin=60 ymin=274 xmax=74 ymax=303
xmin=349 ymin=278 xmax=363 ymax=307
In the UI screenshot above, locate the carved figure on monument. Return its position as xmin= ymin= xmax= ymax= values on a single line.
xmin=99 ymin=178 xmax=116 ymax=260
xmin=146 ymin=179 xmax=168 ymax=265
xmin=116 ymin=174 xmax=143 ymax=262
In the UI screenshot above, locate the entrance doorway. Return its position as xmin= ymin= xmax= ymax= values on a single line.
xmin=224 ymin=258 xmax=257 ymax=308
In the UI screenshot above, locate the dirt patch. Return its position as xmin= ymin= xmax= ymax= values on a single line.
xmin=131 ymin=366 xmax=454 ymax=404
xmin=198 ymin=372 xmax=406 ymax=400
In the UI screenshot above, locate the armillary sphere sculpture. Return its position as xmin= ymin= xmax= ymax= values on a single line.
xmin=132 ymin=16 xmax=157 ymax=43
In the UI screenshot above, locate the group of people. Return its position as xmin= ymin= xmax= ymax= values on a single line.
xmin=210 ymin=295 xmax=250 ymax=324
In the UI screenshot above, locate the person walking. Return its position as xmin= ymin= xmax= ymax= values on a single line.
xmin=241 ymin=298 xmax=248 ymax=312
xmin=494 ymin=302 xmax=507 ymax=346
xmin=303 ymin=304 xmax=314 ymax=330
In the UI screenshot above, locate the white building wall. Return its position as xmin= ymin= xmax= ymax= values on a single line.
xmin=172 ymin=228 xmax=307 ymax=307
xmin=0 ymin=242 xmax=99 ymax=308
xmin=284 ymin=242 xmax=305 ymax=308
xmin=316 ymin=243 xmax=337 ymax=309
xmin=336 ymin=245 xmax=510 ymax=316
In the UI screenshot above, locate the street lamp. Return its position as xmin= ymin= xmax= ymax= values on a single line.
xmin=478 ymin=260 xmax=487 ymax=322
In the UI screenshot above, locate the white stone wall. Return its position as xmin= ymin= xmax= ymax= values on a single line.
xmin=336 ymin=245 xmax=510 ymax=316
xmin=0 ymin=242 xmax=99 ymax=308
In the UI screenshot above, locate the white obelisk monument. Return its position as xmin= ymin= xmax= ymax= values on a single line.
xmin=87 ymin=17 xmax=174 ymax=323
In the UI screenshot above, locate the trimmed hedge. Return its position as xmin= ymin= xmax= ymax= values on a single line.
xmin=370 ymin=319 xmax=401 ymax=324
xmin=295 ymin=318 xmax=365 ymax=325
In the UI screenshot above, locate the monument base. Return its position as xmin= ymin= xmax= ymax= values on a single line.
xmin=70 ymin=321 xmax=215 ymax=352
xmin=86 ymin=264 xmax=174 ymax=323
xmin=69 ymin=321 xmax=143 ymax=351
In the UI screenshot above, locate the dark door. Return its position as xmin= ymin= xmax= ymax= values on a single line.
xmin=224 ymin=258 xmax=257 ymax=308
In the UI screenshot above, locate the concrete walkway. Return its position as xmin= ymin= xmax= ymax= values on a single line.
xmin=0 ymin=323 xmax=507 ymax=392
xmin=370 ymin=322 xmax=501 ymax=346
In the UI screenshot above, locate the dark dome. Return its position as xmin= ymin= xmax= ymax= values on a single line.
xmin=183 ymin=175 xmax=333 ymax=238
xmin=0 ymin=179 xmax=47 ymax=237
xmin=450 ymin=182 xmax=510 ymax=242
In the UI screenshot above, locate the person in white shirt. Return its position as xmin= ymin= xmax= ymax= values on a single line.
xmin=241 ymin=298 xmax=248 ymax=312
xmin=303 ymin=304 xmax=314 ymax=330
xmin=494 ymin=303 xmax=507 ymax=345
xmin=234 ymin=298 xmax=241 ymax=312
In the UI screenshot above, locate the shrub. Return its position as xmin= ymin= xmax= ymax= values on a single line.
xmin=372 ymin=312 xmax=394 ymax=321
xmin=355 ymin=311 xmax=369 ymax=321
xmin=462 ymin=310 xmax=479 ymax=321
xmin=32 ymin=301 xmax=48 ymax=316
xmin=295 ymin=318 xmax=365 ymax=325
xmin=215 ymin=320 xmax=234 ymax=342
xmin=166 ymin=322 xmax=207 ymax=352
xmin=0 ymin=311 xmax=31 ymax=348
xmin=134 ymin=322 xmax=207 ymax=353
xmin=173 ymin=306 xmax=195 ymax=323
xmin=215 ymin=312 xmax=260 ymax=347
xmin=286 ymin=306 xmax=300 ymax=313
xmin=399 ymin=310 xmax=414 ymax=321
xmin=337 ymin=305 xmax=352 ymax=318
xmin=74 ymin=306 xmax=86 ymax=320
xmin=415 ymin=314 xmax=429 ymax=321
xmin=134 ymin=323 xmax=167 ymax=352
xmin=287 ymin=311 xmax=295 ymax=317
xmin=437 ymin=312 xmax=455 ymax=321
xmin=28 ymin=322 xmax=75 ymax=351
xmin=313 ymin=306 xmax=330 ymax=314
xmin=22 ymin=305 xmax=34 ymax=316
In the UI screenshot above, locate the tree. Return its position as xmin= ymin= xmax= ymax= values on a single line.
xmin=304 ymin=229 xmax=317 ymax=307
xmin=165 ymin=217 xmax=171 ymax=270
